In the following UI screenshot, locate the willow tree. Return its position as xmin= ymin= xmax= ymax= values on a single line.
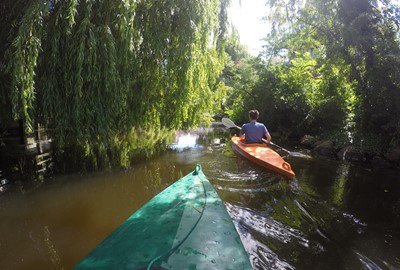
xmin=1 ymin=0 xmax=230 ymax=170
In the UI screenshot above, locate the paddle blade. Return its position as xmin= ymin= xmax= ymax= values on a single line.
xmin=221 ymin=118 xmax=240 ymax=129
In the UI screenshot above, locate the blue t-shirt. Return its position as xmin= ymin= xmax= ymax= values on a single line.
xmin=240 ymin=121 xmax=268 ymax=144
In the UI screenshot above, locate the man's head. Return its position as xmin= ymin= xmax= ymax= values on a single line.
xmin=248 ymin=109 xmax=259 ymax=121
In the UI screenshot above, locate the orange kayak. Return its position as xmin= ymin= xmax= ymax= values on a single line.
xmin=231 ymin=136 xmax=295 ymax=179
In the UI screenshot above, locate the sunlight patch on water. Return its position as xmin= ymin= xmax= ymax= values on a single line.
xmin=332 ymin=164 xmax=351 ymax=206
xmin=169 ymin=132 xmax=199 ymax=150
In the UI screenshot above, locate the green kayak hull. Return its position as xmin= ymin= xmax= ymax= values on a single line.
xmin=74 ymin=165 xmax=252 ymax=270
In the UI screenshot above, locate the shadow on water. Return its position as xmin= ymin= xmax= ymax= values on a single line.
xmin=1 ymin=126 xmax=400 ymax=269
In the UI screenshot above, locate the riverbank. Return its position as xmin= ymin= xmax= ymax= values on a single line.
xmin=299 ymin=135 xmax=400 ymax=171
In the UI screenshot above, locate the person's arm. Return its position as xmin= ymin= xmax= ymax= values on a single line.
xmin=265 ymin=132 xmax=271 ymax=144
xmin=239 ymin=125 xmax=245 ymax=140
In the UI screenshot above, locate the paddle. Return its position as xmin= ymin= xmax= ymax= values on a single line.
xmin=262 ymin=139 xmax=290 ymax=154
xmin=221 ymin=117 xmax=310 ymax=158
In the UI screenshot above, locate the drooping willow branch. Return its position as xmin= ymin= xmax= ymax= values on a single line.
xmin=3 ymin=0 xmax=230 ymax=168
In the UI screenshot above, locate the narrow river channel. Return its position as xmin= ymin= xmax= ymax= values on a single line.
xmin=1 ymin=127 xmax=399 ymax=269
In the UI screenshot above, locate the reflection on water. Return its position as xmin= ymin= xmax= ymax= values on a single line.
xmin=1 ymin=127 xmax=400 ymax=269
xmin=169 ymin=131 xmax=199 ymax=150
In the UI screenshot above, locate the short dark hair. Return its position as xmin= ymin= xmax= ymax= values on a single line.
xmin=248 ymin=110 xmax=259 ymax=120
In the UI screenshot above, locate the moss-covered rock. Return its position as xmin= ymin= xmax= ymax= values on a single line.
xmin=313 ymin=140 xmax=335 ymax=157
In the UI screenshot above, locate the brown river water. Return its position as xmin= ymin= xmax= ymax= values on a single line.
xmin=1 ymin=127 xmax=400 ymax=269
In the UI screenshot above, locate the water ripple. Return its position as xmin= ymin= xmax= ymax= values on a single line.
xmin=225 ymin=203 xmax=310 ymax=269
xmin=355 ymin=250 xmax=383 ymax=270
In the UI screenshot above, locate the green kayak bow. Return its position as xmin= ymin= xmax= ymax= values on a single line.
xmin=74 ymin=165 xmax=252 ymax=270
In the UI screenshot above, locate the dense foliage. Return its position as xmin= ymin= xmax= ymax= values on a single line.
xmin=223 ymin=0 xmax=400 ymax=157
xmin=0 ymin=0 xmax=229 ymax=170
xmin=2 ymin=0 xmax=400 ymax=171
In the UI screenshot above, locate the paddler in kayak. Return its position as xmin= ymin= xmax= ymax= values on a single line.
xmin=240 ymin=109 xmax=272 ymax=144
